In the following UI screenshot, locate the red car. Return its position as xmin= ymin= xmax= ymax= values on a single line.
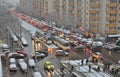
xmin=16 ymin=50 xmax=28 ymax=57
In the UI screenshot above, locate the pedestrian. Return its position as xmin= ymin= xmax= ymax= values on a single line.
xmin=81 ymin=59 xmax=84 ymax=66
xmin=107 ymin=62 xmax=111 ymax=69
xmin=71 ymin=65 xmax=74 ymax=72
xmin=86 ymin=59 xmax=89 ymax=65
xmin=89 ymin=64 xmax=91 ymax=72
xmin=103 ymin=65 xmax=106 ymax=72
xmin=114 ymin=69 xmax=119 ymax=77
xmin=95 ymin=59 xmax=98 ymax=63
xmin=60 ymin=67 xmax=64 ymax=73
xmin=97 ymin=66 xmax=100 ymax=71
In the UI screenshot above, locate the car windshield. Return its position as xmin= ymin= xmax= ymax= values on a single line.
xmin=46 ymin=62 xmax=53 ymax=65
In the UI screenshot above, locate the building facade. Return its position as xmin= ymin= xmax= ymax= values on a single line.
xmin=19 ymin=0 xmax=120 ymax=35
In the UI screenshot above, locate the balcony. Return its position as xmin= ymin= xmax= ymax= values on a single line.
xmin=106 ymin=17 xmax=117 ymax=20
xmin=106 ymin=24 xmax=117 ymax=27
xmin=68 ymin=8 xmax=74 ymax=11
xmin=89 ymin=10 xmax=99 ymax=14
xmin=62 ymin=7 xmax=66 ymax=10
xmin=77 ymin=3 xmax=81 ymax=6
xmin=106 ymin=10 xmax=117 ymax=14
xmin=89 ymin=16 xmax=99 ymax=20
xmin=90 ymin=28 xmax=99 ymax=33
xmin=89 ymin=23 xmax=99 ymax=26
xmin=77 ymin=13 xmax=81 ymax=16
xmin=90 ymin=4 xmax=100 ymax=7
xmin=106 ymin=3 xmax=118 ymax=7
xmin=68 ymin=3 xmax=74 ymax=6
xmin=105 ymin=30 xmax=117 ymax=34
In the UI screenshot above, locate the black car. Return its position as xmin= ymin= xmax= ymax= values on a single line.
xmin=8 ymin=53 xmax=24 ymax=59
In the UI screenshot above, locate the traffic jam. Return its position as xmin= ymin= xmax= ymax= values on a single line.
xmin=0 ymin=9 xmax=120 ymax=77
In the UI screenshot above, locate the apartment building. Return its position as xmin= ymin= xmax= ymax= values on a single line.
xmin=105 ymin=0 xmax=118 ymax=35
xmin=19 ymin=0 xmax=120 ymax=35
xmin=85 ymin=0 xmax=118 ymax=35
xmin=3 ymin=0 xmax=19 ymax=7
xmin=19 ymin=0 xmax=33 ymax=16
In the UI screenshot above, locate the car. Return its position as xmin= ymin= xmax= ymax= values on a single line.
xmin=9 ymin=64 xmax=17 ymax=72
xmin=55 ymin=50 xmax=68 ymax=57
xmin=1 ymin=44 xmax=9 ymax=49
xmin=16 ymin=50 xmax=28 ymax=57
xmin=9 ymin=58 xmax=17 ymax=72
xmin=32 ymin=71 xmax=42 ymax=77
xmin=32 ymin=52 xmax=45 ymax=59
xmin=92 ymin=52 xmax=102 ymax=59
xmin=44 ymin=61 xmax=54 ymax=71
xmin=1 ymin=44 xmax=9 ymax=52
xmin=8 ymin=52 xmax=24 ymax=59
xmin=28 ymin=59 xmax=35 ymax=68
xmin=18 ymin=59 xmax=27 ymax=72
xmin=35 ymin=51 xmax=48 ymax=57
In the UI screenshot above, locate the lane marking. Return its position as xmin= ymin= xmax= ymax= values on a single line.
xmin=64 ymin=68 xmax=70 ymax=74
xmin=42 ymin=71 xmax=47 ymax=77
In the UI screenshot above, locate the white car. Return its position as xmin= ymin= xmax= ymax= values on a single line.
xmin=9 ymin=58 xmax=17 ymax=72
xmin=28 ymin=59 xmax=35 ymax=68
xmin=18 ymin=59 xmax=27 ymax=72
xmin=33 ymin=71 xmax=42 ymax=77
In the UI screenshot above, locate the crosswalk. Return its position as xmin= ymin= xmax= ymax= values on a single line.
xmin=41 ymin=68 xmax=70 ymax=77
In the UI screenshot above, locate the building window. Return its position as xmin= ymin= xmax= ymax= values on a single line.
xmin=109 ymin=0 xmax=117 ymax=3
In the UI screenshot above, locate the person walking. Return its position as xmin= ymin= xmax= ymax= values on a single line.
xmin=89 ymin=64 xmax=91 ymax=72
xmin=60 ymin=67 xmax=64 ymax=73
xmin=103 ymin=65 xmax=106 ymax=72
xmin=71 ymin=65 xmax=74 ymax=72
xmin=97 ymin=66 xmax=100 ymax=71
xmin=86 ymin=59 xmax=89 ymax=65
xmin=81 ymin=59 xmax=84 ymax=66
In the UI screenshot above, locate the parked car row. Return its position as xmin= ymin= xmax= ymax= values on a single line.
xmin=8 ymin=58 xmax=54 ymax=77
xmin=8 ymin=58 xmax=36 ymax=73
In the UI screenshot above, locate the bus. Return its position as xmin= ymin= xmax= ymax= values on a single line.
xmin=53 ymin=36 xmax=70 ymax=51
xmin=106 ymin=34 xmax=120 ymax=43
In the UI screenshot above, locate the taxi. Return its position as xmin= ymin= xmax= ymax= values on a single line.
xmin=44 ymin=61 xmax=54 ymax=71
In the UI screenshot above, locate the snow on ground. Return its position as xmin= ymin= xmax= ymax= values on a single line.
xmin=60 ymin=59 xmax=113 ymax=77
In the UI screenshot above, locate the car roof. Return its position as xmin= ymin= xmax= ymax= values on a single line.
xmin=29 ymin=59 xmax=35 ymax=62
xmin=56 ymin=50 xmax=64 ymax=52
xmin=33 ymin=72 xmax=42 ymax=77
xmin=10 ymin=58 xmax=16 ymax=62
xmin=95 ymin=52 xmax=101 ymax=55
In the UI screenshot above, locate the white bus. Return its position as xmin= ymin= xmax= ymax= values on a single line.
xmin=53 ymin=36 xmax=70 ymax=51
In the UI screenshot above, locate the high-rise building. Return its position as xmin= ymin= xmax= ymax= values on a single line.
xmin=19 ymin=0 xmax=120 ymax=35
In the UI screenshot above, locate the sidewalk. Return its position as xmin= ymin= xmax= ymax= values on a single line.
xmin=60 ymin=59 xmax=113 ymax=77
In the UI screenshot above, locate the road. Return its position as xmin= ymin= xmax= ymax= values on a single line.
xmin=2 ymin=20 xmax=74 ymax=77
xmin=2 ymin=17 xmax=120 ymax=77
